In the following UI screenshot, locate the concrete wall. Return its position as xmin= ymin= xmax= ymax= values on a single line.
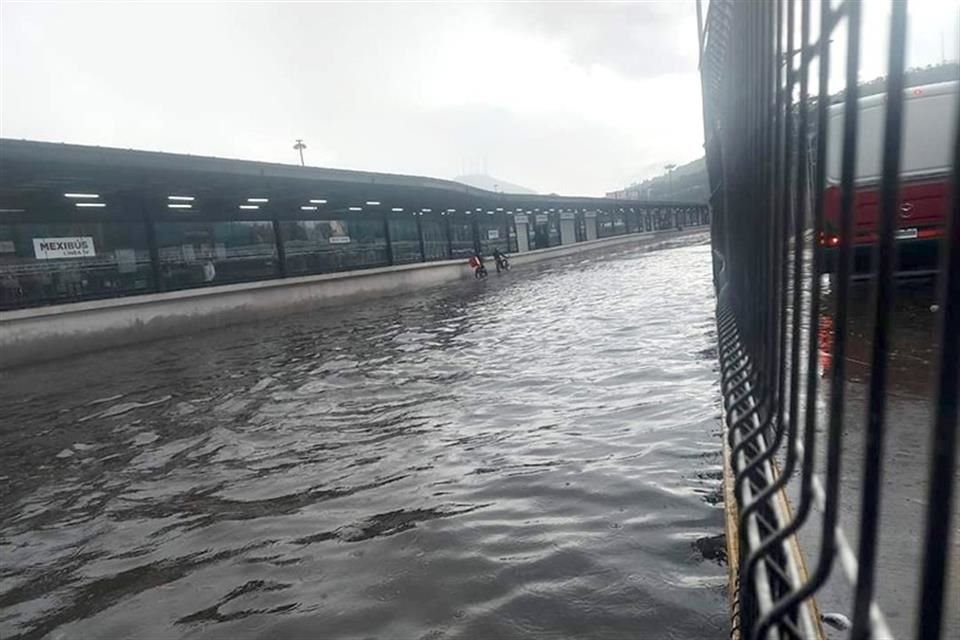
xmin=0 ymin=228 xmax=705 ymax=367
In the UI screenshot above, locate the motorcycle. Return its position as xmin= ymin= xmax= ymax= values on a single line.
xmin=495 ymin=255 xmax=510 ymax=273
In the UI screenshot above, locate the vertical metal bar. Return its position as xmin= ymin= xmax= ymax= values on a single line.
xmin=416 ymin=214 xmax=426 ymax=262
xmin=696 ymin=0 xmax=705 ymax=69
xmin=140 ymin=194 xmax=162 ymax=292
xmin=383 ymin=214 xmax=394 ymax=265
xmin=850 ymin=2 xmax=908 ymax=637
xmin=754 ymin=1 xmax=861 ymax=634
xmin=272 ymin=218 xmax=287 ymax=277
xmin=471 ymin=214 xmax=481 ymax=254
xmin=445 ymin=213 xmax=454 ymax=258
xmin=915 ymin=94 xmax=960 ymax=640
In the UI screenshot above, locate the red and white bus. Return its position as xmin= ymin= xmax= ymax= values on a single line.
xmin=821 ymin=79 xmax=958 ymax=272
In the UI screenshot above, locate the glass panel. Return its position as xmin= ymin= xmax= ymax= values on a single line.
xmin=598 ymin=212 xmax=616 ymax=238
xmin=612 ymin=211 xmax=627 ymax=235
xmin=0 ymin=222 xmax=153 ymax=310
xmin=477 ymin=216 xmax=509 ymax=254
xmin=388 ymin=217 xmax=421 ymax=264
xmin=281 ymin=218 xmax=388 ymax=276
xmin=531 ymin=215 xmax=549 ymax=250
xmin=548 ymin=215 xmax=561 ymax=246
xmin=449 ymin=219 xmax=475 ymax=259
xmin=421 ymin=219 xmax=449 ymax=261
xmin=155 ymin=220 xmax=277 ymax=289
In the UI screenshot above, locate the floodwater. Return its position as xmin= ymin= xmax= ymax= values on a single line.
xmin=0 ymin=234 xmax=728 ymax=640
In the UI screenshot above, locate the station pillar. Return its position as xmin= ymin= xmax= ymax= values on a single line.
xmin=560 ymin=211 xmax=576 ymax=245
xmin=585 ymin=211 xmax=598 ymax=241
xmin=514 ymin=214 xmax=530 ymax=252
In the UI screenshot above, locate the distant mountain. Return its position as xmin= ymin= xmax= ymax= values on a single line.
xmin=454 ymin=174 xmax=536 ymax=195
xmin=608 ymin=157 xmax=709 ymax=204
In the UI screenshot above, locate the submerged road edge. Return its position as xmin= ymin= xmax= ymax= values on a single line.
xmin=0 ymin=228 xmax=706 ymax=368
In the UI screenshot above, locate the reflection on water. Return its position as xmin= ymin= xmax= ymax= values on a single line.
xmin=0 ymin=237 xmax=727 ymax=640
xmin=804 ymin=276 xmax=960 ymax=638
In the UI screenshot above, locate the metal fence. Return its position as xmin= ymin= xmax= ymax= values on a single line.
xmin=698 ymin=0 xmax=959 ymax=638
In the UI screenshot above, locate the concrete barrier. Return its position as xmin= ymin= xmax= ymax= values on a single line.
xmin=0 ymin=228 xmax=706 ymax=367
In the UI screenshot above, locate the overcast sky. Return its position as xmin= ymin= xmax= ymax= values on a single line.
xmin=1 ymin=1 xmax=958 ymax=197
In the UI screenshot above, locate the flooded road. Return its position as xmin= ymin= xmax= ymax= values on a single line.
xmin=0 ymin=235 xmax=727 ymax=640
xmin=802 ymin=277 xmax=960 ymax=639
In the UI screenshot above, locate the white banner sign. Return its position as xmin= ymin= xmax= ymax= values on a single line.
xmin=33 ymin=237 xmax=96 ymax=259
xmin=535 ymin=214 xmax=549 ymax=223
xmin=560 ymin=212 xmax=576 ymax=220
xmin=487 ymin=229 xmax=500 ymax=240
xmin=329 ymin=236 xmax=351 ymax=244
xmin=514 ymin=215 xmax=529 ymax=224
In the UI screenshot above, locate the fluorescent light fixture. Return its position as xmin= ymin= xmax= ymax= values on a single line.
xmin=421 ymin=208 xmax=432 ymax=213
xmin=446 ymin=208 xmax=455 ymax=212
xmin=365 ymin=200 xmax=381 ymax=206
xmin=301 ymin=205 xmax=318 ymax=211
xmin=486 ymin=211 xmax=494 ymax=214
xmin=239 ymin=204 xmax=259 ymax=210
xmin=76 ymin=202 xmax=106 ymax=208
xmin=167 ymin=204 xmax=192 ymax=209
xmin=65 ymin=193 xmax=99 ymax=199
xmin=247 ymin=197 xmax=269 ymax=203
xmin=391 ymin=207 xmax=404 ymax=212
xmin=309 ymin=199 xmax=327 ymax=204
xmin=475 ymin=207 xmax=482 ymax=211
xmin=168 ymin=195 xmax=194 ymax=201
xmin=349 ymin=206 xmax=362 ymax=211
xmin=496 ymin=207 xmax=503 ymax=211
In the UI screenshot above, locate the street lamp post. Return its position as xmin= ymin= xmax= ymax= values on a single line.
xmin=293 ymin=139 xmax=307 ymax=167
xmin=664 ymin=163 xmax=677 ymax=200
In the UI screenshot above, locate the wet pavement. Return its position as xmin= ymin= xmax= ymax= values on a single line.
xmin=798 ymin=276 xmax=960 ymax=639
xmin=0 ymin=233 xmax=728 ymax=640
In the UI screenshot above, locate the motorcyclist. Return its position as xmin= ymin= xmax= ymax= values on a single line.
xmin=468 ymin=252 xmax=486 ymax=278
xmin=492 ymin=248 xmax=509 ymax=273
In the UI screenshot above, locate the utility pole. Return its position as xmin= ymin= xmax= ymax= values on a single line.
xmin=293 ymin=139 xmax=307 ymax=167
xmin=664 ymin=163 xmax=677 ymax=200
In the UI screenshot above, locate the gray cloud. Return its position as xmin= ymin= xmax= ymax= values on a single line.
xmin=491 ymin=2 xmax=699 ymax=78
xmin=0 ymin=2 xmax=704 ymax=195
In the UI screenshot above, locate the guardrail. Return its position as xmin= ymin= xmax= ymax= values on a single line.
xmin=699 ymin=1 xmax=960 ymax=638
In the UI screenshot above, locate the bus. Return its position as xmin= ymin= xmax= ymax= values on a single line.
xmin=821 ymin=79 xmax=958 ymax=273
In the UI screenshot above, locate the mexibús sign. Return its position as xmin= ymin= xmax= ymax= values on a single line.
xmin=33 ymin=237 xmax=96 ymax=259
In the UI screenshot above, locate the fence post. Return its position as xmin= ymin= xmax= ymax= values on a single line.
xmin=383 ymin=215 xmax=394 ymax=265
xmin=138 ymin=194 xmax=162 ymax=292
xmin=416 ymin=214 xmax=426 ymax=262
xmin=445 ymin=214 xmax=454 ymax=258
xmin=271 ymin=219 xmax=287 ymax=277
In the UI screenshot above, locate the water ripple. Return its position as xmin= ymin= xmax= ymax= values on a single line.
xmin=0 ymin=234 xmax=726 ymax=639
